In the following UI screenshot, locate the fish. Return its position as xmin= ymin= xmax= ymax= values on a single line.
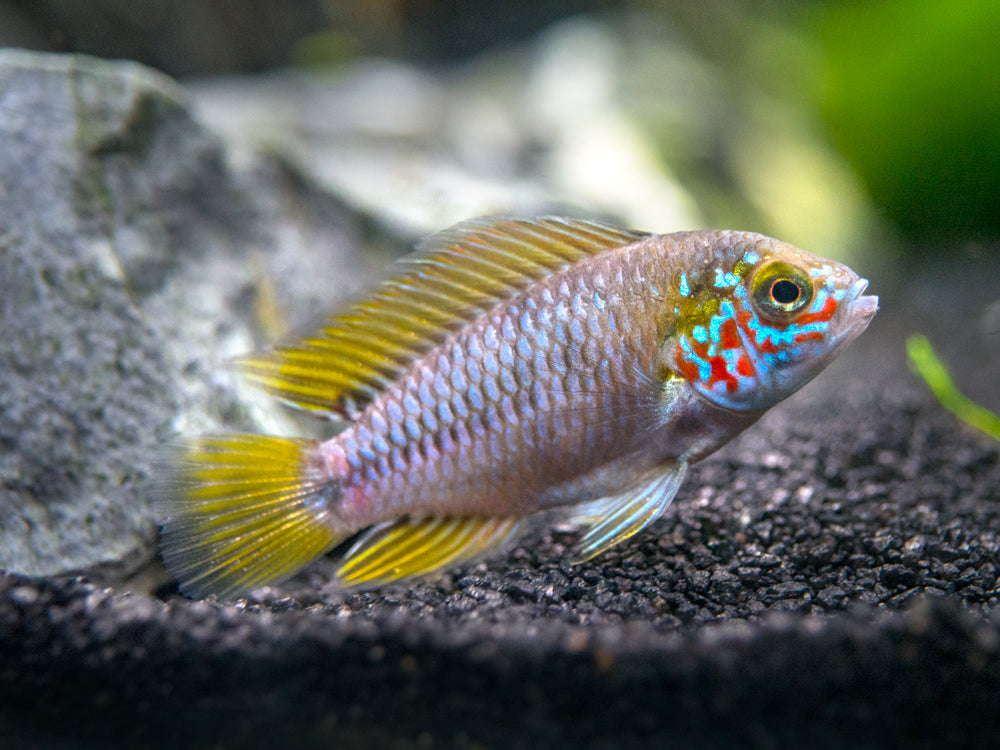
xmin=159 ymin=216 xmax=878 ymax=599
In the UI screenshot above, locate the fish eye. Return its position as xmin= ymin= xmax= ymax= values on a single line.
xmin=751 ymin=261 xmax=813 ymax=318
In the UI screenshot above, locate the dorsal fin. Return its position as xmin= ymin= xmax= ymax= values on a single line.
xmin=236 ymin=216 xmax=648 ymax=418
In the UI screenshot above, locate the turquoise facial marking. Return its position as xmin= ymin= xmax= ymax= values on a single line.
xmin=810 ymin=264 xmax=834 ymax=280
xmin=713 ymin=268 xmax=740 ymax=288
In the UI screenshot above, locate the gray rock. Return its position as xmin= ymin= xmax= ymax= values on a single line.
xmin=0 ymin=51 xmax=175 ymax=577
xmin=0 ymin=50 xmax=363 ymax=578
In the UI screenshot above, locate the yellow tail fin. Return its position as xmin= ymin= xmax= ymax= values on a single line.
xmin=159 ymin=435 xmax=345 ymax=600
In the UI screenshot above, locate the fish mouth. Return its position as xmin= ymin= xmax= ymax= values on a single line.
xmin=840 ymin=278 xmax=879 ymax=341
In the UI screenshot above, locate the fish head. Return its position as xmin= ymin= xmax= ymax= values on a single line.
xmin=668 ymin=232 xmax=878 ymax=412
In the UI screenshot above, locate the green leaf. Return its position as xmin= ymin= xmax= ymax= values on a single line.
xmin=906 ymin=334 xmax=1000 ymax=441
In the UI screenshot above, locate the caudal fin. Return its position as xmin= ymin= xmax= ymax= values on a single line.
xmin=159 ymin=434 xmax=346 ymax=600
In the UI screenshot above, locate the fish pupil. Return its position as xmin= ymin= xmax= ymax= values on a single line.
xmin=770 ymin=279 xmax=800 ymax=305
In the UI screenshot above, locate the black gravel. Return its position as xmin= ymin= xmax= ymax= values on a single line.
xmin=3 ymin=261 xmax=1000 ymax=749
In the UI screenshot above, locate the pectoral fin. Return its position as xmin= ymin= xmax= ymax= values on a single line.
xmin=335 ymin=515 xmax=522 ymax=588
xmin=159 ymin=435 xmax=346 ymax=600
xmin=570 ymin=461 xmax=688 ymax=563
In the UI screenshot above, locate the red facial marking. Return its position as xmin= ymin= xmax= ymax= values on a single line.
xmin=719 ymin=318 xmax=741 ymax=350
xmin=675 ymin=342 xmax=701 ymax=383
xmin=736 ymin=354 xmax=754 ymax=377
xmin=793 ymin=330 xmax=824 ymax=343
xmin=795 ymin=296 xmax=838 ymax=326
xmin=736 ymin=307 xmax=753 ymax=334
xmin=709 ymin=356 xmax=738 ymax=392
xmin=735 ymin=305 xmax=778 ymax=353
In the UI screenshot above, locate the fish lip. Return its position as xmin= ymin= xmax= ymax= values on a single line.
xmin=840 ymin=277 xmax=879 ymax=340
xmin=848 ymin=278 xmax=879 ymax=317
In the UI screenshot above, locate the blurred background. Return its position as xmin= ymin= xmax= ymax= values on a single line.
xmin=3 ymin=0 xmax=998 ymax=407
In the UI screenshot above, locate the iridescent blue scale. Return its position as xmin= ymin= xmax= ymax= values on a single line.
xmin=484 ymin=376 xmax=500 ymax=402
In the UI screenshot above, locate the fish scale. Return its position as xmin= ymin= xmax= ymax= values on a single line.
xmin=160 ymin=216 xmax=877 ymax=599
xmin=340 ymin=251 xmax=658 ymax=523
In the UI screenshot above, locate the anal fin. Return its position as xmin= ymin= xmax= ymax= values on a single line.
xmin=335 ymin=516 xmax=521 ymax=588
xmin=570 ymin=461 xmax=688 ymax=563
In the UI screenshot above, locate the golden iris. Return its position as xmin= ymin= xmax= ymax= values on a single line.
xmin=750 ymin=261 xmax=813 ymax=318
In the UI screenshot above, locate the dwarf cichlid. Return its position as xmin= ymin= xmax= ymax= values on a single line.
xmin=160 ymin=216 xmax=877 ymax=599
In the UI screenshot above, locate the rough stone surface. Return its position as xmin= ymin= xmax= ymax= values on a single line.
xmin=0 ymin=51 xmax=179 ymax=576
xmin=0 ymin=50 xmax=364 ymax=577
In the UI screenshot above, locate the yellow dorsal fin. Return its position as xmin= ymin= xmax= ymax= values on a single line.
xmin=236 ymin=216 xmax=648 ymax=418
xmin=335 ymin=515 xmax=522 ymax=588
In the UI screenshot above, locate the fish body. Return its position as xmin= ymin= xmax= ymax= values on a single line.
xmin=161 ymin=217 xmax=877 ymax=598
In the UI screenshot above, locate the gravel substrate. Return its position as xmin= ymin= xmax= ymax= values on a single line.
xmin=3 ymin=309 xmax=1000 ymax=749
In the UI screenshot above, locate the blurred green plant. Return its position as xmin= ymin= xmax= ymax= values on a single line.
xmin=291 ymin=29 xmax=361 ymax=68
xmin=817 ymin=0 xmax=1000 ymax=243
xmin=906 ymin=334 xmax=1000 ymax=441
